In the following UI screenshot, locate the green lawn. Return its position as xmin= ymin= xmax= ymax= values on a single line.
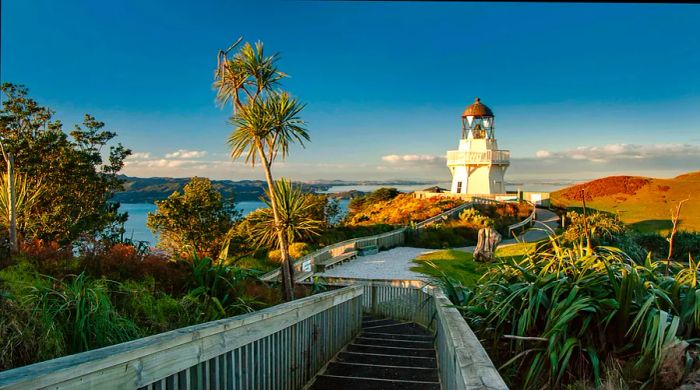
xmin=410 ymin=242 xmax=537 ymax=286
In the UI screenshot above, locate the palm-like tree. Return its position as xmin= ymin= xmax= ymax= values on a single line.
xmin=248 ymin=179 xmax=324 ymax=248
xmin=215 ymin=39 xmax=308 ymax=301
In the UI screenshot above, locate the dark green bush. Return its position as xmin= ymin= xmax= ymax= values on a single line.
xmin=634 ymin=231 xmax=700 ymax=261
xmin=405 ymin=224 xmax=476 ymax=249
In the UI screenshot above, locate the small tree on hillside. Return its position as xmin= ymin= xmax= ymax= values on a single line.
xmin=147 ymin=177 xmax=240 ymax=259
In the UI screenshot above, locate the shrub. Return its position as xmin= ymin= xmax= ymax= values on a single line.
xmin=315 ymin=224 xmax=395 ymax=247
xmin=347 ymin=193 xmax=463 ymax=226
xmin=459 ymin=208 xmax=495 ymax=228
xmin=79 ymin=242 xmax=189 ymax=295
xmin=405 ymin=224 xmax=476 ymax=249
xmin=114 ymin=278 xmax=190 ymax=334
xmin=19 ymin=239 xmax=73 ymax=275
xmin=634 ymin=231 xmax=700 ymax=261
xmin=268 ymin=242 xmax=310 ymax=262
xmin=181 ymin=254 xmax=261 ymax=323
xmin=562 ymin=210 xmax=625 ymax=244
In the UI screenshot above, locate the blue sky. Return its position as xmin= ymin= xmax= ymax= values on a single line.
xmin=2 ymin=1 xmax=699 ymax=182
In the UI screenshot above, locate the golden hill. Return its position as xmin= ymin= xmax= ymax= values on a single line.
xmin=551 ymin=171 xmax=700 ymax=233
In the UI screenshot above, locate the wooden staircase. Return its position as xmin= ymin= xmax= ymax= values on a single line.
xmin=308 ymin=315 xmax=440 ymax=389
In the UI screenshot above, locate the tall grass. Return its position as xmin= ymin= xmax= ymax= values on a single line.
xmin=443 ymin=237 xmax=700 ymax=388
xmin=28 ymin=272 xmax=140 ymax=354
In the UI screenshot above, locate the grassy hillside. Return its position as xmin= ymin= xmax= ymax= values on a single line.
xmin=551 ymin=171 xmax=700 ymax=233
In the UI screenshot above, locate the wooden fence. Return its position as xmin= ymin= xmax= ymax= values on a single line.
xmin=0 ymin=286 xmax=363 ymax=390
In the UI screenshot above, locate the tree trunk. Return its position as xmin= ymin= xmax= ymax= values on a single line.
xmin=256 ymin=144 xmax=294 ymax=301
xmin=7 ymin=153 xmax=18 ymax=254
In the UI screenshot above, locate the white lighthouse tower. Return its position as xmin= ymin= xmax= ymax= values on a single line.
xmin=447 ymin=98 xmax=510 ymax=195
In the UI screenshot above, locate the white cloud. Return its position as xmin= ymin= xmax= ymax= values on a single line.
xmin=165 ymin=149 xmax=208 ymax=159
xmin=381 ymin=154 xmax=444 ymax=163
xmin=534 ymin=143 xmax=700 ymax=163
xmin=127 ymin=152 xmax=151 ymax=160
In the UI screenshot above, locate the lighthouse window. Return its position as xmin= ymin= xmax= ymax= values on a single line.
xmin=456 ymin=181 xmax=463 ymax=193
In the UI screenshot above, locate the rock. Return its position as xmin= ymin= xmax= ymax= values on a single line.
xmin=474 ymin=227 xmax=501 ymax=262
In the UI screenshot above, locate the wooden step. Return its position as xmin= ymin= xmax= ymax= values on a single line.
xmin=361 ymin=322 xmax=431 ymax=335
xmin=310 ymin=374 xmax=440 ymax=390
xmin=335 ymin=351 xmax=437 ymax=369
xmin=309 ymin=318 xmax=440 ymax=389
xmin=346 ymin=343 xmax=436 ymax=358
xmin=323 ymin=361 xmax=439 ymax=382
xmin=355 ymin=336 xmax=433 ymax=349
xmin=360 ymin=331 xmax=433 ymax=342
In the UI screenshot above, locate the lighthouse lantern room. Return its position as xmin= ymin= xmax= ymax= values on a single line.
xmin=447 ymin=98 xmax=510 ymax=195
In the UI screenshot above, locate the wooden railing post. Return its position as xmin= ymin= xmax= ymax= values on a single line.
xmin=371 ymin=283 xmax=378 ymax=314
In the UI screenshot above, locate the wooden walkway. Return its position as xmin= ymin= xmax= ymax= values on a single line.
xmin=308 ymin=315 xmax=439 ymax=389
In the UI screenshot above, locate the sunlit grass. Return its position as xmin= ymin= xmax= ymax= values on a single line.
xmin=410 ymin=242 xmax=537 ymax=286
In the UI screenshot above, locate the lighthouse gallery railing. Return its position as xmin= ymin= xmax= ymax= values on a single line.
xmin=446 ymin=150 xmax=510 ymax=165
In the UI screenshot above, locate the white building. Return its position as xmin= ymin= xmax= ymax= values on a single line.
xmin=447 ymin=98 xmax=510 ymax=195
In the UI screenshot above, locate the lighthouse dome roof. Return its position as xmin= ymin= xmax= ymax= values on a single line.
xmin=462 ymin=98 xmax=494 ymax=117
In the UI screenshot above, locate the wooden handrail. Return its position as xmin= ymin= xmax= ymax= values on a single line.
xmin=433 ymin=289 xmax=509 ymax=389
xmin=0 ymin=286 xmax=363 ymax=390
xmin=259 ymin=228 xmax=407 ymax=282
xmin=507 ymin=200 xmax=537 ymax=237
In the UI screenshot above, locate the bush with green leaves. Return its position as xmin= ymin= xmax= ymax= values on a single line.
xmin=443 ymin=238 xmax=700 ymax=388
xmin=183 ymin=254 xmax=261 ymax=323
xmin=404 ymin=224 xmax=476 ymax=249
xmin=562 ymin=210 xmax=625 ymax=245
xmin=115 ymin=278 xmax=191 ymax=334
xmin=459 ymin=208 xmax=495 ymax=227
xmin=634 ymin=231 xmax=700 ymax=261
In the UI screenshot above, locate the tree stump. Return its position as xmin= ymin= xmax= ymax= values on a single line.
xmin=474 ymin=227 xmax=502 ymax=263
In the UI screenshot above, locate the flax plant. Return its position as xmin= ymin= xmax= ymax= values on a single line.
xmin=443 ymin=236 xmax=700 ymax=388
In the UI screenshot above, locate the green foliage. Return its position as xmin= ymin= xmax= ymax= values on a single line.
xmin=0 ymin=83 xmax=131 ymax=243
xmin=405 ymin=224 xmax=476 ymax=249
xmin=443 ymin=237 xmax=700 ymax=388
xmin=183 ymin=253 xmax=261 ymax=323
xmin=114 ymin=278 xmax=190 ymax=334
xmin=314 ymin=224 xmax=395 ymax=247
xmin=245 ymin=179 xmax=324 ymax=248
xmin=459 ymin=208 xmax=495 ymax=227
xmin=633 ymin=231 xmax=700 ymax=261
xmin=563 ymin=210 xmax=625 ymax=244
xmin=348 ymin=187 xmax=400 ymax=213
xmin=147 ymin=177 xmax=240 ymax=259
xmin=28 ymin=273 xmax=140 ymax=354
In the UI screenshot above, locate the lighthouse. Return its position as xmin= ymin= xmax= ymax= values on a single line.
xmin=447 ymin=98 xmax=510 ymax=195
